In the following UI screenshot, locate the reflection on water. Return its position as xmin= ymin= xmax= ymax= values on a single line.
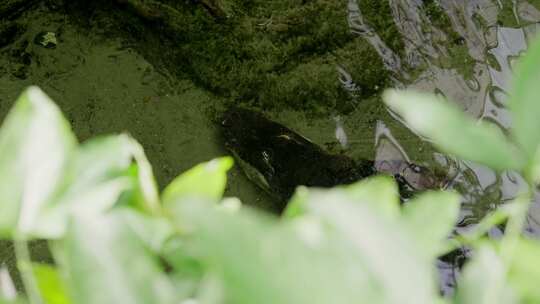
xmin=345 ymin=0 xmax=539 ymax=293
xmin=349 ymin=0 xmax=539 ymax=223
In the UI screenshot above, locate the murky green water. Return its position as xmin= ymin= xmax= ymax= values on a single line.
xmin=0 ymin=0 xmax=539 ymax=295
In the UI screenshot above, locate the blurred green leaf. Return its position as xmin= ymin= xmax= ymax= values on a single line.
xmin=161 ymin=237 xmax=205 ymax=280
xmin=344 ymin=175 xmax=400 ymax=219
xmin=0 ymin=266 xmax=16 ymax=302
xmin=509 ymin=37 xmax=540 ymax=161
xmin=284 ymin=176 xmax=400 ymax=219
xmin=506 ymin=239 xmax=540 ymax=302
xmin=0 ymin=298 xmax=27 ymax=304
xmin=401 ymin=191 xmax=460 ymax=256
xmin=162 ymin=157 xmax=233 ymax=205
xmin=161 ymin=238 xmax=205 ymax=301
xmin=456 ymin=245 xmax=516 ymax=304
xmin=172 ymin=188 xmax=441 ymax=304
xmin=62 ymin=135 xmax=133 ymax=193
xmin=283 ymin=186 xmax=310 ymax=218
xmin=121 ymin=209 xmax=173 ymax=253
xmin=33 ymin=263 xmax=70 ymax=304
xmin=0 ymin=87 xmax=77 ymax=238
xmin=171 ymin=200 xmax=377 ymax=304
xmin=383 ymin=90 xmax=523 ymax=171
xmin=32 ymin=135 xmax=134 ymax=238
xmin=529 ymin=149 xmax=540 ymax=184
xmin=62 ymin=209 xmax=177 ymax=304
xmin=126 ymin=138 xmax=160 ymax=214
xmin=306 ymin=191 xmax=440 ymax=304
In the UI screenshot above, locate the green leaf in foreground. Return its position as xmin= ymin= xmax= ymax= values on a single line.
xmin=162 ymin=157 xmax=233 ymax=205
xmin=383 ymin=90 xmax=523 ymax=171
xmin=509 ymin=36 xmax=540 ymax=160
xmin=63 ymin=209 xmax=176 ymax=304
xmin=126 ymin=138 xmax=160 ymax=214
xmin=0 ymin=298 xmax=26 ymax=304
xmin=0 ymin=266 xmax=17 ymax=302
xmin=172 ymin=190 xmax=441 ymax=304
xmin=401 ymin=191 xmax=460 ymax=256
xmin=121 ymin=210 xmax=173 ymax=253
xmin=284 ymin=175 xmax=400 ymax=219
xmin=343 ymin=175 xmax=400 ymax=219
xmin=0 ymin=86 xmax=77 ymax=238
xmin=456 ymin=245 xmax=516 ymax=304
xmin=306 ymin=191 xmax=439 ymax=304
xmin=33 ymin=263 xmax=70 ymax=304
xmin=506 ymin=239 xmax=540 ymax=303
xmin=171 ymin=201 xmax=377 ymax=304
xmin=283 ymin=186 xmax=310 ymax=218
xmin=32 ymin=135 xmax=134 ymax=239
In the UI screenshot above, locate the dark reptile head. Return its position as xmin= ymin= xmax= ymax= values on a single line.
xmin=221 ymin=107 xmax=282 ymax=197
xmin=221 ymin=107 xmax=447 ymax=206
xmin=221 ymin=107 xmax=368 ymax=203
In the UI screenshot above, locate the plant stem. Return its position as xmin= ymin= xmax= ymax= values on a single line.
xmin=439 ymin=204 xmax=517 ymax=256
xmin=500 ymin=191 xmax=532 ymax=265
xmin=13 ymin=235 xmax=42 ymax=304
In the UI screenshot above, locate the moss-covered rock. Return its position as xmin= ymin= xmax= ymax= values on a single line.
xmin=497 ymin=0 xmax=520 ymax=27
xmin=109 ymin=0 xmax=389 ymax=114
xmin=419 ymin=1 xmax=476 ymax=80
xmin=356 ymin=0 xmax=404 ymax=57
xmin=530 ymin=0 xmax=540 ymax=11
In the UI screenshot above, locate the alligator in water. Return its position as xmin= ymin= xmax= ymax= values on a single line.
xmin=220 ymin=107 xmax=446 ymax=211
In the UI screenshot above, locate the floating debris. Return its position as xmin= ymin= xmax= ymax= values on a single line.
xmin=33 ymin=31 xmax=57 ymax=49
xmin=333 ymin=115 xmax=348 ymax=149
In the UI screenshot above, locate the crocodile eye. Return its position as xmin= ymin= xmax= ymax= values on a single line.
xmin=409 ymin=164 xmax=422 ymax=173
xmin=276 ymin=134 xmax=291 ymax=141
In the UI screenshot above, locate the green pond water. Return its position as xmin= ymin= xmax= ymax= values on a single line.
xmin=0 ymin=0 xmax=540 ymax=295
